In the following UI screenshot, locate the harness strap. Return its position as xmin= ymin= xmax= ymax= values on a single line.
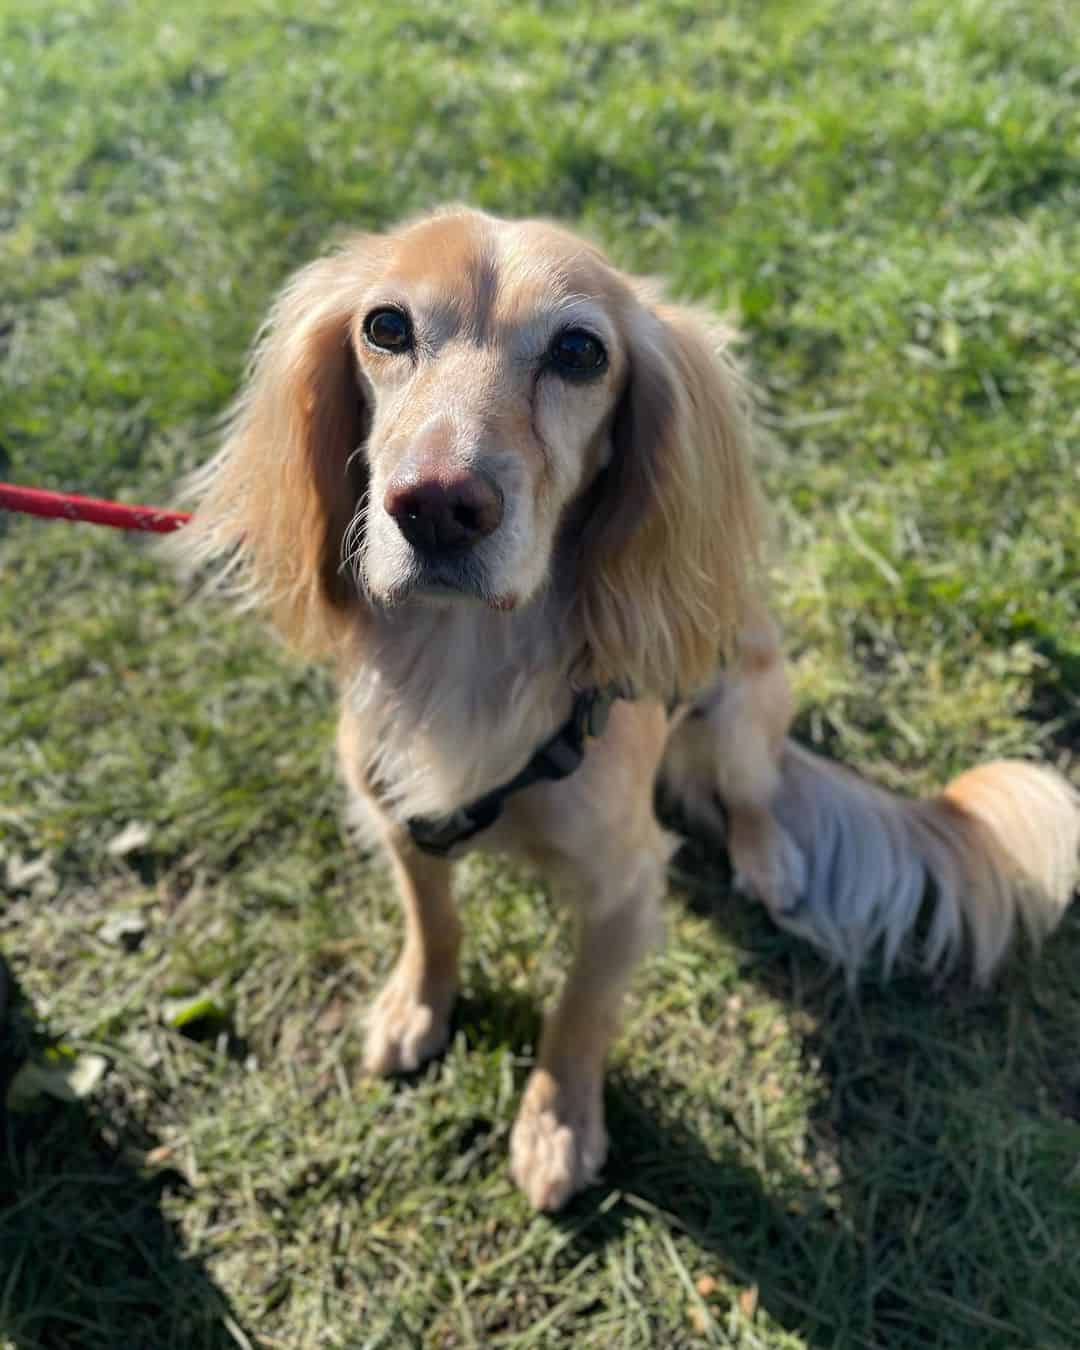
xmin=406 ymin=683 xmax=624 ymax=856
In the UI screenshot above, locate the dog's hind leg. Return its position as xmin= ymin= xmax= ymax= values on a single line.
xmin=665 ymin=607 xmax=1080 ymax=980
xmin=662 ymin=602 xmax=807 ymax=916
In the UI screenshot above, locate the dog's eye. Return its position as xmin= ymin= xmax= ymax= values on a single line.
xmin=364 ymin=307 xmax=412 ymax=353
xmin=548 ymin=328 xmax=607 ymax=378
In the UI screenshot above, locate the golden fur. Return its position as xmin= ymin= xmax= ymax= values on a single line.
xmin=175 ymin=207 xmax=1079 ymax=1212
xmin=662 ymin=611 xmax=1079 ymax=986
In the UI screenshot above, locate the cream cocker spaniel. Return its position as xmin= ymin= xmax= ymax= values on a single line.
xmin=176 ymin=207 xmax=1079 ymax=1211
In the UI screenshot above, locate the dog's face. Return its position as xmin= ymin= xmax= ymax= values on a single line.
xmin=182 ymin=206 xmax=759 ymax=697
xmin=351 ymin=213 xmax=631 ymax=611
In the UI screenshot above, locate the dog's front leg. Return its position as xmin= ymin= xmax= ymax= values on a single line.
xmin=338 ymin=711 xmax=462 ymax=1075
xmin=509 ymin=851 xmax=663 ymax=1211
xmin=363 ymin=828 xmax=462 ymax=1076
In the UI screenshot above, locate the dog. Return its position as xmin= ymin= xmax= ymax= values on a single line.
xmin=174 ymin=206 xmax=1079 ymax=1211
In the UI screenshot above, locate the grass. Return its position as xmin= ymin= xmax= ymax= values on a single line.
xmin=1 ymin=0 xmax=1078 ymax=1345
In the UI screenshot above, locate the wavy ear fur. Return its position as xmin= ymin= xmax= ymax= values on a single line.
xmin=173 ymin=241 xmax=376 ymax=655
xmin=577 ymin=299 xmax=761 ymax=700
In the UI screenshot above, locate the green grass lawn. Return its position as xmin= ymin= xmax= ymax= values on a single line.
xmin=2 ymin=1 xmax=1078 ymax=1345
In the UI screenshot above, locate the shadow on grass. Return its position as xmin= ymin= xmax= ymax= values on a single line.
xmin=524 ymin=830 xmax=1080 ymax=1349
xmin=577 ymin=1085 xmax=861 ymax=1348
xmin=1023 ymin=629 xmax=1080 ymax=757
xmin=450 ymin=959 xmax=865 ymax=1344
xmin=0 ymin=958 xmax=248 ymax=1350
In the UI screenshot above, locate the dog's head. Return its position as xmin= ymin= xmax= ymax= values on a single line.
xmin=180 ymin=207 xmax=759 ymax=697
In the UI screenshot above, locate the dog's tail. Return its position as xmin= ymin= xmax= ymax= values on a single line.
xmin=663 ymin=713 xmax=1080 ymax=982
xmin=769 ymin=746 xmax=1078 ymax=982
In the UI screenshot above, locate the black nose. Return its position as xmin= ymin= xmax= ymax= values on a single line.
xmin=383 ymin=469 xmax=504 ymax=555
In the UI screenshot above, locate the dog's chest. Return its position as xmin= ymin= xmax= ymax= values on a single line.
xmin=344 ymin=603 xmax=572 ymax=820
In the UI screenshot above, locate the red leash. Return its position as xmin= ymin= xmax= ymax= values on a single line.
xmin=0 ymin=482 xmax=190 ymax=534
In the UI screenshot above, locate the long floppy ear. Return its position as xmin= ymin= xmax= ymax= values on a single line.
xmin=576 ymin=300 xmax=761 ymax=700
xmin=172 ymin=240 xmax=378 ymax=655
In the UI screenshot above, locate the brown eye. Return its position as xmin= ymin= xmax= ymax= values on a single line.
xmin=548 ymin=328 xmax=607 ymax=378
xmin=364 ymin=307 xmax=412 ymax=352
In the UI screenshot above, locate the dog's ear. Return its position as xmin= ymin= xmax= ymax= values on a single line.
xmin=173 ymin=239 xmax=380 ymax=655
xmin=576 ymin=301 xmax=761 ymax=699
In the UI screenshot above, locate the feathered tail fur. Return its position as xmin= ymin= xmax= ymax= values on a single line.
xmin=771 ymin=747 xmax=1076 ymax=981
xmin=661 ymin=608 xmax=1080 ymax=984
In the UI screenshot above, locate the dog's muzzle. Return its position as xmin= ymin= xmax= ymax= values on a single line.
xmin=383 ymin=465 xmax=504 ymax=559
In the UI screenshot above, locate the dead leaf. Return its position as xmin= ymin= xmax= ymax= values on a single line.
xmin=99 ymin=910 xmax=148 ymax=949
xmin=5 ymin=854 xmax=56 ymax=892
xmin=7 ymin=1050 xmax=108 ymax=1109
xmin=107 ymin=820 xmax=152 ymax=857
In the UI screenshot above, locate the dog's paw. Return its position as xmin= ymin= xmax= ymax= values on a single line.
xmin=733 ymin=824 xmax=807 ymax=917
xmin=363 ymin=969 xmax=455 ymax=1076
xmin=509 ymin=1068 xmax=607 ymax=1211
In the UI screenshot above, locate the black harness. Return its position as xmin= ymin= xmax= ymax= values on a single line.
xmin=406 ymin=684 xmax=625 ymax=856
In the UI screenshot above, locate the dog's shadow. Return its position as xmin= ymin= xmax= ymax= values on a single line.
xmin=0 ymin=958 xmax=247 ymax=1350
xmin=5 ymin=841 xmax=1075 ymax=1349
xmin=458 ymin=829 xmax=1080 ymax=1349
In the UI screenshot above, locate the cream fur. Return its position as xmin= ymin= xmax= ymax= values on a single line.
xmin=662 ymin=613 xmax=1079 ymax=986
xmin=173 ymin=206 xmax=1078 ymax=1214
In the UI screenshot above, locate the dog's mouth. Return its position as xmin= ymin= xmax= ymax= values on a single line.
xmin=414 ymin=579 xmax=485 ymax=606
xmin=382 ymin=556 xmax=517 ymax=612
